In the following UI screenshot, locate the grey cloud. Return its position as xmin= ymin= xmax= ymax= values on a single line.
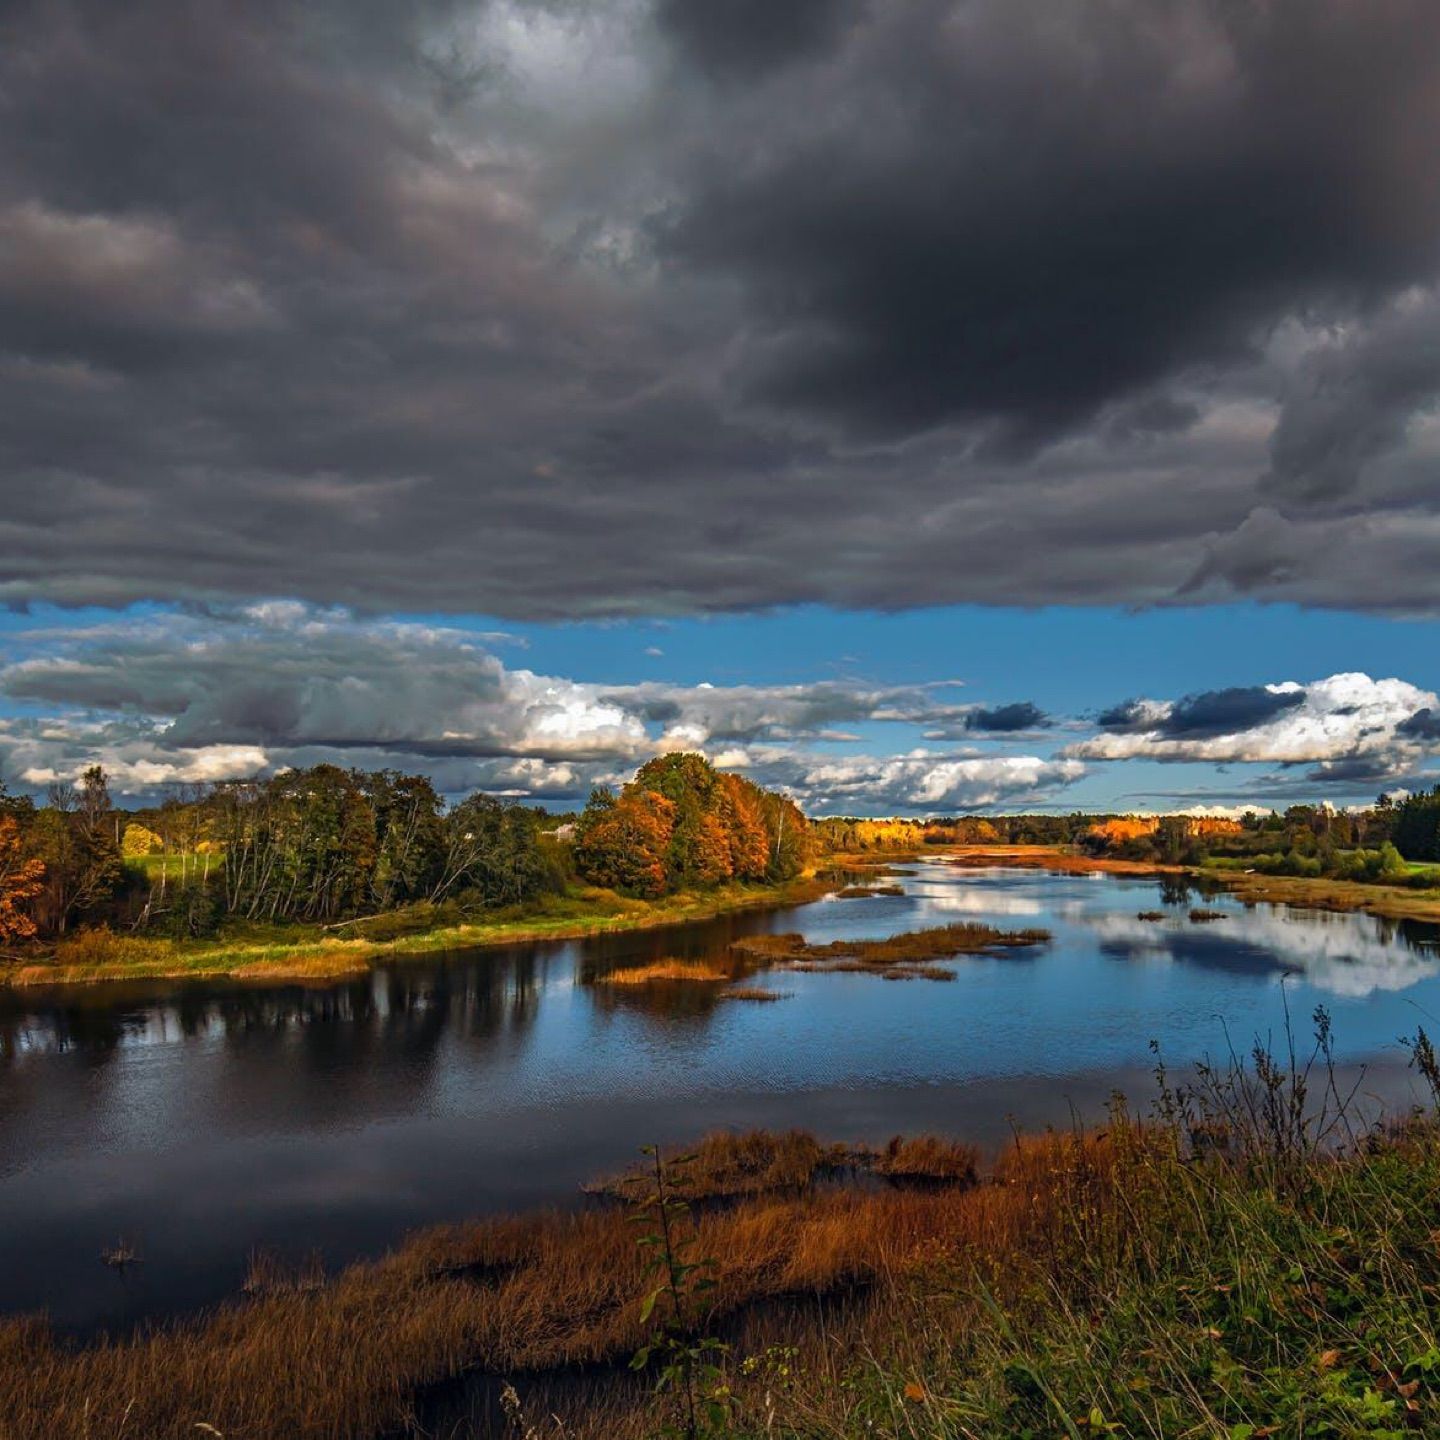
xmin=0 ymin=607 xmax=1033 ymax=801
xmin=963 ymin=702 xmax=1049 ymax=734
xmin=1096 ymin=699 xmax=1171 ymax=733
xmin=1398 ymin=709 xmax=1440 ymax=741
xmin=1067 ymin=673 xmax=1439 ymax=775
xmin=1162 ymin=686 xmax=1305 ymax=738
xmin=660 ymin=1 xmax=1440 ymax=441
xmin=1265 ymin=295 xmax=1440 ymax=500
xmin=0 ymin=2 xmax=1438 ymax=616
xmin=655 ymin=0 xmax=858 ymax=78
xmin=732 ymin=748 xmax=1086 ymax=817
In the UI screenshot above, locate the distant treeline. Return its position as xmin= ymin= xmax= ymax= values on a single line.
xmin=5 ymin=760 xmax=1440 ymax=950
xmin=812 ymin=814 xmax=1126 ymax=850
xmin=1082 ymin=797 xmax=1440 ymax=886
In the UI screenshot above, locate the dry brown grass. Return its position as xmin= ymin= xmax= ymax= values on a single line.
xmin=51 ymin=928 xmax=178 ymax=970
xmin=731 ymin=921 xmax=1048 ymax=981
xmin=0 ymin=1126 xmax=1118 ymax=1440
xmin=719 ymin=985 xmax=786 ymax=1002
xmin=944 ymin=844 xmax=1184 ymax=876
xmin=586 ymin=1129 xmax=980 ymax=1204
xmin=585 ymin=1129 xmax=856 ymax=1203
xmin=594 ymin=958 xmax=732 ymax=986
xmin=873 ymin=1134 xmax=981 ymax=1184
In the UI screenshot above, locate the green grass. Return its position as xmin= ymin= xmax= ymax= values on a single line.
xmin=123 ymin=852 xmax=216 ymax=878
xmin=837 ymin=1124 xmax=1440 ymax=1439
xmin=1 ymin=877 xmax=834 ymax=988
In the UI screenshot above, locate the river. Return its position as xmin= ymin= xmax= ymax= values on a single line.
xmin=3 ymin=859 xmax=1438 ymax=1333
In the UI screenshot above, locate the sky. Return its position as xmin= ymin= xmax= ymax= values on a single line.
xmin=3 ymin=0 xmax=1440 ymax=816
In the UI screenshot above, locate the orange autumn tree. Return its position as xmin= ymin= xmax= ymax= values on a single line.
xmin=574 ymin=788 xmax=677 ymax=898
xmin=574 ymin=754 xmax=810 ymax=897
xmin=718 ymin=772 xmax=770 ymax=881
xmin=0 ymin=814 xmax=45 ymax=948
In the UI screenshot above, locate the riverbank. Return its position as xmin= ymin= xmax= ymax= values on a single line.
xmin=1204 ymin=866 xmax=1440 ymax=924
xmin=6 ymin=1106 xmax=1438 ymax=1440
xmin=12 ymin=842 xmax=1436 ymax=991
xmin=0 ymin=874 xmax=839 ymax=990
xmin=944 ymin=843 xmax=1187 ymax=876
xmin=946 ymin=842 xmax=1440 ymax=924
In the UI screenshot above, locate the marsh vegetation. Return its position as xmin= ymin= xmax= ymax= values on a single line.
xmin=729 ymin=921 xmax=1050 ymax=981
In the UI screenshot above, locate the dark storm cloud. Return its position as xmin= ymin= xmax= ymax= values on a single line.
xmin=2 ymin=0 xmax=1440 ymax=615
xmin=1162 ymin=686 xmax=1306 ymax=738
xmin=661 ymin=0 xmax=1440 ymax=441
xmin=1399 ymin=709 xmax=1440 ymax=741
xmin=655 ymin=0 xmax=857 ymax=77
xmin=1097 ymin=701 xmax=1157 ymax=733
xmin=963 ymin=703 xmax=1049 ymax=734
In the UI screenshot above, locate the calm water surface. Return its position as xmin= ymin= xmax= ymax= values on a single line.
xmin=3 ymin=860 xmax=1439 ymax=1331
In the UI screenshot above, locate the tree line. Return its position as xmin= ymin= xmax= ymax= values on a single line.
xmin=1080 ymin=800 xmax=1430 ymax=884
xmin=6 ymin=756 xmax=1439 ymax=952
xmin=0 ymin=764 xmax=568 ymax=945
xmin=0 ymin=752 xmax=817 ymax=948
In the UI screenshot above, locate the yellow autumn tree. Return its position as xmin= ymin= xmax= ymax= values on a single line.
xmin=122 ymin=822 xmax=163 ymax=856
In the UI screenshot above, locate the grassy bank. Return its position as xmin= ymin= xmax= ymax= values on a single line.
xmin=944 ymin=844 xmax=1187 ymax=877
xmin=0 ymin=875 xmax=836 ymax=990
xmin=948 ymin=842 xmax=1440 ymax=925
xmin=7 ymin=1061 xmax=1440 ymax=1440
xmin=1201 ymin=866 xmax=1440 ymax=924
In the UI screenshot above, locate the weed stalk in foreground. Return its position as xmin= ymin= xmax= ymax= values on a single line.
xmin=629 ymin=1144 xmax=730 ymax=1440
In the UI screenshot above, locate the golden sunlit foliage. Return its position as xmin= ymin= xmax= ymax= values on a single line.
xmin=0 ymin=815 xmax=44 ymax=947
xmin=121 ymin=822 xmax=164 ymax=856
xmin=574 ymin=754 xmax=810 ymax=898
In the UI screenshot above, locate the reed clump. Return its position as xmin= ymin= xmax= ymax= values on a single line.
xmin=585 ymin=1129 xmax=854 ymax=1203
xmin=595 ymin=959 xmax=732 ymax=986
xmin=731 ymin=921 xmax=1049 ymax=980
xmin=585 ymin=1129 xmax=981 ymax=1206
xmin=873 ymin=1134 xmax=981 ymax=1185
xmin=719 ymin=985 xmax=786 ymax=1002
